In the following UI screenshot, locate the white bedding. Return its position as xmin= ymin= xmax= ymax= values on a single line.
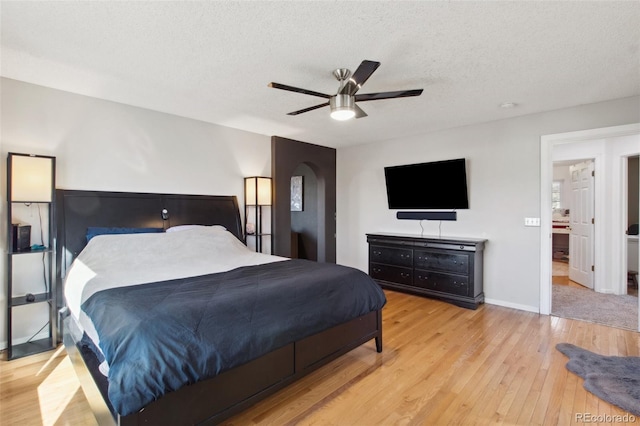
xmin=64 ymin=226 xmax=287 ymax=372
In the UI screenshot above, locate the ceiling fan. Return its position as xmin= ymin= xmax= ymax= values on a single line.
xmin=268 ymin=60 xmax=423 ymax=121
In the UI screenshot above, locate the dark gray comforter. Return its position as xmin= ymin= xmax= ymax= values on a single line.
xmin=82 ymin=259 xmax=386 ymax=416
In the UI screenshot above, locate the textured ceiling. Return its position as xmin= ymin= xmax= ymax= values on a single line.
xmin=2 ymin=1 xmax=639 ymax=148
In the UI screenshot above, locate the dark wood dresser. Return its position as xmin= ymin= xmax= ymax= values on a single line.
xmin=367 ymin=233 xmax=487 ymax=309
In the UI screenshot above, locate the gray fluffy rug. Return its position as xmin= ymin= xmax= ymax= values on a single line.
xmin=556 ymin=343 xmax=640 ymax=415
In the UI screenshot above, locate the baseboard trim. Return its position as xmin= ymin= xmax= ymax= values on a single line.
xmin=484 ymin=298 xmax=540 ymax=314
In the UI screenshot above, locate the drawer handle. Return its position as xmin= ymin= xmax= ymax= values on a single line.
xmin=373 ymin=250 xmax=382 ymax=256
xmin=373 ymin=268 xmax=381 ymax=273
xmin=400 ymin=254 xmax=409 ymax=259
xmin=400 ymin=272 xmax=409 ymax=278
xmin=418 ymin=275 xmax=426 ymax=280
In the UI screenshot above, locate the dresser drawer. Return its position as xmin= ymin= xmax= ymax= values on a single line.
xmin=370 ymin=263 xmax=413 ymax=285
xmin=415 ymin=250 xmax=469 ymax=274
xmin=414 ymin=270 xmax=469 ymax=296
xmin=369 ymin=245 xmax=413 ymax=267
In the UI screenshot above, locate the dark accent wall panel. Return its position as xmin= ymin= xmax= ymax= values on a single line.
xmin=272 ymin=137 xmax=336 ymax=263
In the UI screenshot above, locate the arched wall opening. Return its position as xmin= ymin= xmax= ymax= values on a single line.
xmin=290 ymin=162 xmax=319 ymax=260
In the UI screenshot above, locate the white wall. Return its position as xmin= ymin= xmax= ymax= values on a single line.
xmin=0 ymin=78 xmax=271 ymax=348
xmin=336 ymin=96 xmax=640 ymax=312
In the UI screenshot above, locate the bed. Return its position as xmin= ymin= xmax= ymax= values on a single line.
xmin=56 ymin=189 xmax=385 ymax=425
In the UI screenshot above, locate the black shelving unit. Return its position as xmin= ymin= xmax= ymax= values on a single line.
xmin=244 ymin=176 xmax=272 ymax=254
xmin=6 ymin=153 xmax=56 ymax=360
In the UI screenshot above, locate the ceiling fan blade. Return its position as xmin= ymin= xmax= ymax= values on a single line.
xmin=287 ymin=102 xmax=330 ymax=116
xmin=268 ymin=82 xmax=331 ymax=99
xmin=354 ymin=104 xmax=368 ymax=119
xmin=339 ymin=60 xmax=381 ymax=96
xmin=355 ymin=89 xmax=424 ymax=102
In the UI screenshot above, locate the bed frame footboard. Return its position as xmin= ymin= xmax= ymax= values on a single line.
xmin=62 ymin=309 xmax=383 ymax=426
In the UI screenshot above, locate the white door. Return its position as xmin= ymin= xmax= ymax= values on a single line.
xmin=569 ymin=160 xmax=595 ymax=288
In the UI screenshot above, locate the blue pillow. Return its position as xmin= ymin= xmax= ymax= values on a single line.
xmin=86 ymin=227 xmax=164 ymax=243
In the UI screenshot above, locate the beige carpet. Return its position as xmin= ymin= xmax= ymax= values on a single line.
xmin=552 ymin=284 xmax=638 ymax=331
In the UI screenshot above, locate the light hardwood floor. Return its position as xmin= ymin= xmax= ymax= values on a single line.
xmin=553 ymin=259 xmax=639 ymax=297
xmin=2 ymin=290 xmax=639 ymax=425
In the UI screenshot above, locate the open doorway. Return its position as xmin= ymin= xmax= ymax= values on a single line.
xmin=551 ymin=160 xmax=595 ymax=290
xmin=549 ymin=151 xmax=639 ymax=329
xmin=551 ymin=160 xmax=594 ymax=290
xmin=540 ymin=124 xmax=640 ymax=331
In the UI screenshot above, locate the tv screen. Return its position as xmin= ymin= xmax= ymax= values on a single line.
xmin=384 ymin=158 xmax=469 ymax=209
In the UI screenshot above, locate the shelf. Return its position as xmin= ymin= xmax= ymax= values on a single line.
xmin=8 ymin=247 xmax=52 ymax=255
xmin=244 ymin=176 xmax=272 ymax=254
xmin=9 ymin=337 xmax=55 ymax=360
xmin=11 ymin=292 xmax=52 ymax=307
xmin=6 ymin=153 xmax=57 ymax=360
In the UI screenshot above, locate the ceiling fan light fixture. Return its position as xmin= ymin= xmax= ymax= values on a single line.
xmin=269 ymin=59 xmax=423 ymax=119
xmin=330 ymin=108 xmax=356 ymax=121
xmin=330 ymin=94 xmax=355 ymax=121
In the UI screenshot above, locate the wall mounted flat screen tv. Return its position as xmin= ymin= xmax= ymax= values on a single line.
xmin=384 ymin=158 xmax=469 ymax=209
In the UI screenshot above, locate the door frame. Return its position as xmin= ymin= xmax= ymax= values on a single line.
xmin=540 ymin=123 xmax=640 ymax=315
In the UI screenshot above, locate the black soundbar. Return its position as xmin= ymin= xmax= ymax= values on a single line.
xmin=396 ymin=211 xmax=457 ymax=221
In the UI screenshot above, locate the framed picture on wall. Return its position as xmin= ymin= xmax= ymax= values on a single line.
xmin=291 ymin=176 xmax=303 ymax=211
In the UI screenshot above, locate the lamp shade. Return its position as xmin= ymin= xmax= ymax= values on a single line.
xmin=245 ymin=176 xmax=271 ymax=206
xmin=9 ymin=154 xmax=54 ymax=202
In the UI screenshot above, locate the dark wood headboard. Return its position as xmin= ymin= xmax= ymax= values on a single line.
xmin=55 ymin=190 xmax=243 ymax=307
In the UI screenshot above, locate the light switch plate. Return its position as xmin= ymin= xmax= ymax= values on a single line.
xmin=524 ymin=217 xmax=541 ymax=227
